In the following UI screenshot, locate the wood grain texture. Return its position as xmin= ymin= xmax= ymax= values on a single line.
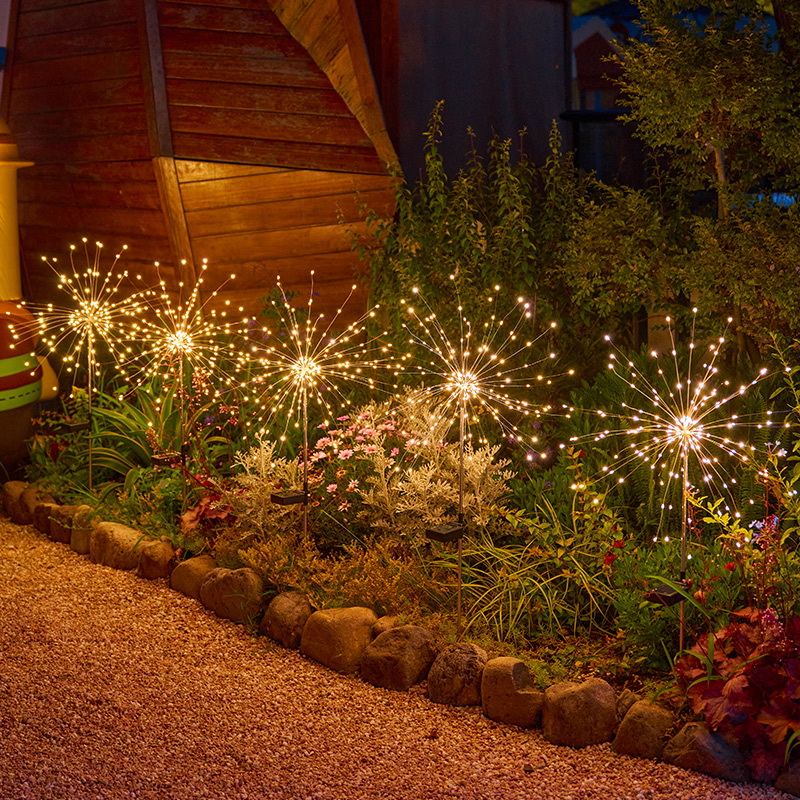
xmin=13 ymin=22 xmax=140 ymax=62
xmin=267 ymin=0 xmax=399 ymax=170
xmin=16 ymin=0 xmax=136 ymax=37
xmin=5 ymin=0 xmax=396 ymax=323
xmin=152 ymin=155 xmax=198 ymax=289
xmin=9 ymin=50 xmax=142 ymax=90
xmin=170 ymin=132 xmax=384 ymax=173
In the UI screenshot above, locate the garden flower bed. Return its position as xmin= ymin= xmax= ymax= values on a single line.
xmin=6 ymin=478 xmax=800 ymax=797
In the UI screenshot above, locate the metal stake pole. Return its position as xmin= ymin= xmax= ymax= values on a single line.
xmin=457 ymin=395 xmax=466 ymax=639
xmin=679 ymin=448 xmax=689 ymax=652
xmin=87 ymin=333 xmax=93 ymax=491
xmin=302 ymin=385 xmax=309 ymax=537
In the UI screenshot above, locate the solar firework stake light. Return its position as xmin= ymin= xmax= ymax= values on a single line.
xmin=122 ymin=260 xmax=250 ymax=493
xmin=249 ymin=272 xmax=392 ymax=537
xmin=398 ymin=279 xmax=564 ymax=637
xmin=8 ymin=240 xmax=138 ymax=489
xmin=585 ymin=309 xmax=784 ymax=651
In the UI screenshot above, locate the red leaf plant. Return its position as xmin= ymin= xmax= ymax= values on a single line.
xmin=674 ymin=607 xmax=800 ymax=783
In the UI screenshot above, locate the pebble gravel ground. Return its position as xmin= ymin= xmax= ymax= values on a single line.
xmin=0 ymin=518 xmax=794 ymax=800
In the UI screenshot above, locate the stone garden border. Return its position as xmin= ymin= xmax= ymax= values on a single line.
xmin=4 ymin=479 xmax=799 ymax=797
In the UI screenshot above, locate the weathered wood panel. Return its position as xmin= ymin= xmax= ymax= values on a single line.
xmin=185 ymin=187 xmax=393 ymax=236
xmin=165 ymin=80 xmax=352 ymax=117
xmin=166 ymin=0 xmax=278 ymax=9
xmin=190 ymin=220 xmax=369 ymax=263
xmin=12 ymin=22 xmax=140 ymax=62
xmin=170 ymin=106 xmax=370 ymax=147
xmin=14 ymin=134 xmax=153 ymax=164
xmin=159 ymin=27 xmax=300 ymax=59
xmin=171 ymin=132 xmax=384 ymax=174
xmin=158 ymin=2 xmax=289 ymax=35
xmin=16 ymin=0 xmax=136 ymax=37
xmin=267 ymin=0 xmax=398 ymax=170
xmin=213 ymin=283 xmax=370 ymax=319
xmin=162 ymin=52 xmax=330 ymax=88
xmin=197 ymin=250 xmax=370 ymax=291
xmin=12 ymin=106 xmax=147 ymax=138
xmin=21 ymin=203 xmax=167 ymax=235
xmin=11 ymin=51 xmax=142 ymax=90
xmin=179 ymin=167 xmax=393 ymax=209
xmin=12 ymin=79 xmax=146 ymax=115
xmin=6 ymin=0 xmax=396 ymax=325
xmin=174 ymin=162 xmax=287 ymax=182
xmin=19 ymin=177 xmax=163 ymax=210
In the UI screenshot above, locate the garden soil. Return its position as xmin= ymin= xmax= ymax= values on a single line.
xmin=0 ymin=518 xmax=792 ymax=800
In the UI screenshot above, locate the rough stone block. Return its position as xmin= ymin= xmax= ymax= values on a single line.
xmin=613 ymin=700 xmax=674 ymax=760
xmin=542 ymin=678 xmax=617 ymax=748
xmin=300 ymin=607 xmax=378 ymax=674
xmin=361 ymin=625 xmax=437 ymax=691
xmin=136 ymin=537 xmax=176 ymax=579
xmin=663 ymin=722 xmax=749 ymax=783
xmin=199 ymin=567 xmax=265 ymax=625
xmin=481 ymin=657 xmax=544 ymax=728
xmin=69 ymin=505 xmax=96 ymax=555
xmin=48 ymin=504 xmax=81 ymax=544
xmin=427 ymin=643 xmax=488 ymax=707
xmin=90 ymin=521 xmax=145 ymax=570
xmin=3 ymin=480 xmax=28 ymax=523
xmin=259 ymin=590 xmax=315 ymax=649
xmin=33 ymin=502 xmax=59 ymax=536
xmin=20 ymin=486 xmax=53 ymax=522
xmin=170 ymin=555 xmax=217 ymax=601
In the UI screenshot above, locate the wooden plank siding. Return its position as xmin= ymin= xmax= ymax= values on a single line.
xmin=175 ymin=160 xmax=393 ymax=293
xmin=267 ymin=0 xmax=398 ymax=170
xmin=159 ymin=0 xmax=385 ymax=173
xmin=6 ymin=0 xmax=149 ymax=166
xmin=3 ymin=0 xmax=397 ymax=322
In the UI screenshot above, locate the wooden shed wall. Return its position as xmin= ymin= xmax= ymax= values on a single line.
xmin=2 ymin=0 xmax=396 ymax=320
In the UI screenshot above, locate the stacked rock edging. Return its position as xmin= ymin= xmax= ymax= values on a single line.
xmin=198 ymin=567 xmax=266 ymax=626
xmin=361 ymin=625 xmax=437 ymax=691
xmin=4 ymin=479 xmax=796 ymax=798
xmin=259 ymin=590 xmax=315 ymax=649
xmin=481 ymin=656 xmax=544 ymax=728
xmin=543 ymin=677 xmax=617 ymax=748
xmin=300 ymin=606 xmax=378 ymax=674
xmin=428 ymin=643 xmax=487 ymax=706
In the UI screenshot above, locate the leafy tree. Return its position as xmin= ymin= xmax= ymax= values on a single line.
xmin=615 ymin=0 xmax=800 ymax=359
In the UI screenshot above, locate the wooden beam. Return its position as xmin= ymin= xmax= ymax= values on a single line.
xmin=138 ymin=0 xmax=172 ymax=157
xmin=267 ymin=0 xmax=400 ymax=175
xmin=152 ymin=155 xmax=198 ymax=296
xmin=335 ymin=0 xmax=398 ymax=171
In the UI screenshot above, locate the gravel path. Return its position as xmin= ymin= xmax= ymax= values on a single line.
xmin=0 ymin=518 xmax=793 ymax=800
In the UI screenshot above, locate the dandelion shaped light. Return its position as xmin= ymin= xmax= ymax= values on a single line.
xmin=576 ymin=309 xmax=784 ymax=534
xmin=123 ymin=259 xmax=250 ymax=392
xmin=394 ymin=276 xmax=565 ymax=636
xmin=8 ymin=239 xmax=135 ymax=394
xmin=5 ymin=239 xmax=140 ymax=488
xmin=248 ymin=272 xmax=392 ymax=438
xmin=569 ymin=308 xmax=787 ymax=649
xmin=122 ymin=260 xmax=251 ymax=457
xmin=247 ymin=271 xmax=393 ymax=534
xmin=396 ymin=277 xmax=567 ymax=454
